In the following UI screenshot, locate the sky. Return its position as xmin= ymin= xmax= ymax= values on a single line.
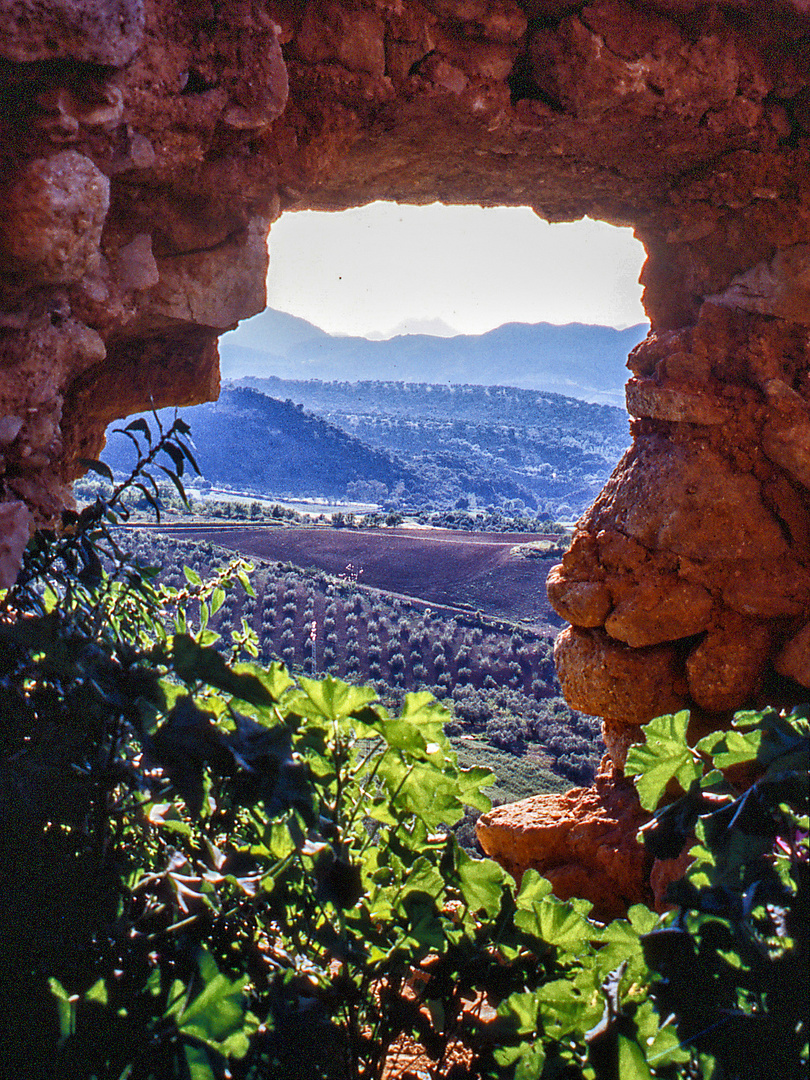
xmin=265 ymin=202 xmax=647 ymax=338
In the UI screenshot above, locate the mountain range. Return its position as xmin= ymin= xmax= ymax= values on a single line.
xmin=219 ymin=309 xmax=648 ymax=407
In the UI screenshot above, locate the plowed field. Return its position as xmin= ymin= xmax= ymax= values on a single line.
xmin=151 ymin=524 xmax=563 ymax=626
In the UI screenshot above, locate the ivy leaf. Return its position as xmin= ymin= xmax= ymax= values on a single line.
xmin=625 ymin=712 xmax=702 ymax=811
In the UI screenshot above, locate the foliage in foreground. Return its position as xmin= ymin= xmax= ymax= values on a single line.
xmin=0 ymin=418 xmax=806 ymax=1080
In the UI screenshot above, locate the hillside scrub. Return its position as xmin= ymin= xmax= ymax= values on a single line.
xmin=1 ymin=419 xmax=806 ymax=1080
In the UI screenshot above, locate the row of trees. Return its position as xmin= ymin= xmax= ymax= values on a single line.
xmin=124 ymin=531 xmax=602 ymax=788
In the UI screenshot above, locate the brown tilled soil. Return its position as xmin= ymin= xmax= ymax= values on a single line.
xmin=153 ymin=525 xmax=563 ymax=626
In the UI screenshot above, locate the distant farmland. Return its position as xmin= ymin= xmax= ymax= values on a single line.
xmin=119 ymin=527 xmax=601 ymax=818
xmin=142 ymin=524 xmax=565 ymax=627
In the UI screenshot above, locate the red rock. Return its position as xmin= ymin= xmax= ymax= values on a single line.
xmin=774 ymin=622 xmax=810 ymax=689
xmin=476 ymin=759 xmax=652 ymax=921
xmin=554 ymin=626 xmax=688 ymax=724
xmin=685 ymin=609 xmax=775 ymax=713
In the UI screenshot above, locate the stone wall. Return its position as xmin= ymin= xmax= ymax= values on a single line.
xmin=2 ymin=0 xmax=809 ymax=914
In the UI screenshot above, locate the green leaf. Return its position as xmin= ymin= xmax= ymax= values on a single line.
xmin=86 ymin=979 xmax=108 ymax=1006
xmin=535 ymin=973 xmax=602 ymax=1039
xmin=237 ymin=568 xmax=255 ymax=598
xmin=494 ymin=1041 xmax=548 ymax=1078
xmin=169 ymin=949 xmax=257 ymax=1057
xmin=48 ymin=977 xmax=76 ymax=1041
xmin=617 ymin=1035 xmax=654 ymax=1080
xmin=171 ymin=634 xmax=273 ymax=707
xmin=297 ymin=675 xmax=377 ymax=723
xmin=594 ymin=915 xmax=647 ymax=973
xmin=518 ymin=895 xmax=593 ymax=949
xmin=695 ymin=727 xmax=761 ymax=769
xmin=625 ymin=711 xmax=702 ymax=811
xmin=454 ymin=764 xmax=494 ymax=812
xmin=456 ymin=847 xmax=507 ymax=916
xmin=210 ymin=587 xmax=225 ymax=615
xmin=262 ymin=819 xmax=297 ymax=860
xmin=182 ymin=1043 xmax=216 ymax=1080
xmin=499 ymin=991 xmax=539 ymax=1034
xmin=397 ymin=855 xmax=445 ymax=906
xmin=635 ymin=1000 xmax=690 ymax=1067
xmin=515 ymin=871 xmax=593 ymax=947
xmin=515 ymin=1042 xmax=547 ymax=1080
xmin=184 ymin=566 xmax=202 ymax=587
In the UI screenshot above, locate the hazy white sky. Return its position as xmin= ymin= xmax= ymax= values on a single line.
xmin=265 ymin=202 xmax=647 ymax=338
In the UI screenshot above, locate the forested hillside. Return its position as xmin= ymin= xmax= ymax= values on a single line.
xmin=231 ymin=379 xmax=631 ymax=519
xmin=101 ymin=381 xmax=629 ymax=519
xmin=220 ymin=307 xmax=647 ymax=406
xmin=101 ymin=388 xmax=422 ymax=501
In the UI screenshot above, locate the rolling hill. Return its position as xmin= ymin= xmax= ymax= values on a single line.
xmin=219 ymin=309 xmax=647 ymax=407
xmin=100 ymin=377 xmax=631 ymax=518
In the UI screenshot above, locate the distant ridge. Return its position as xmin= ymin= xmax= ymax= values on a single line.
xmin=219 ymin=309 xmax=648 ymax=407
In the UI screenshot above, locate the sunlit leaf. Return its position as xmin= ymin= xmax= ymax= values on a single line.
xmin=456 ymin=847 xmax=507 ymax=916
xmin=298 ymin=674 xmax=377 ymax=723
xmin=183 ymin=566 xmax=202 ymax=587
xmin=625 ymin=712 xmax=702 ymax=811
xmin=617 ymin=1035 xmax=654 ymax=1079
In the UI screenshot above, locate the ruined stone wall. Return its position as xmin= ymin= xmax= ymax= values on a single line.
xmin=2 ymin=0 xmax=809 ymax=914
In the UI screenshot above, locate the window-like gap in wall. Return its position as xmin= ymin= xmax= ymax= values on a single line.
xmin=98 ymin=204 xmax=648 ymax=793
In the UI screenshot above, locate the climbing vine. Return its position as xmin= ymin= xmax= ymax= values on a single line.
xmin=1 ymin=418 xmax=806 ymax=1079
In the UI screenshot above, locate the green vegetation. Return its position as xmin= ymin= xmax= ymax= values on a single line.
xmin=99 ymin=379 xmax=630 ymax=521
xmin=3 ymin=418 xmax=806 ymax=1080
xmin=118 ymin=529 xmax=601 ymax=795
